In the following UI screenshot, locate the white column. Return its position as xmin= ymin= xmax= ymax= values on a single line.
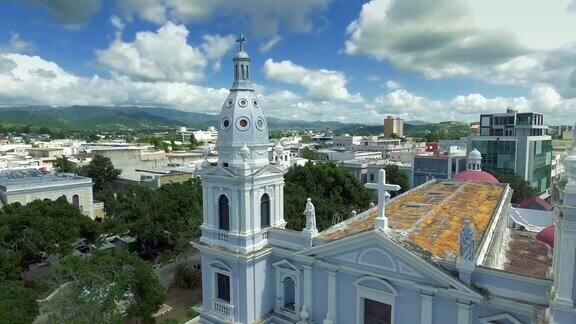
xmin=457 ymin=301 xmax=471 ymax=324
xmin=303 ymin=265 xmax=313 ymax=315
xmin=420 ymin=293 xmax=433 ymax=324
xmin=555 ymin=235 xmax=576 ymax=304
xmin=324 ymin=269 xmax=337 ymax=324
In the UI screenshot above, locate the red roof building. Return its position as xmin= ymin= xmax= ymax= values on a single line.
xmin=453 ymin=148 xmax=500 ymax=184
xmin=517 ymin=195 xmax=554 ymax=211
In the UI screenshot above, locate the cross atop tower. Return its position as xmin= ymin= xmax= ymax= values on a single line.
xmin=236 ymin=34 xmax=246 ymax=52
xmin=365 ymin=169 xmax=401 ymax=231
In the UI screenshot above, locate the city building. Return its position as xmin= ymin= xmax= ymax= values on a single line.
xmin=182 ymin=127 xmax=219 ymax=143
xmin=410 ymin=146 xmax=467 ymax=188
xmin=192 ymin=38 xmax=576 ymax=324
xmin=333 ymin=134 xmax=362 ymax=149
xmin=383 ymin=115 xmax=404 ymax=137
xmin=0 ymin=168 xmax=102 ymax=219
xmin=357 ymin=136 xmax=401 ymax=152
xmin=469 ymin=108 xmax=553 ymax=194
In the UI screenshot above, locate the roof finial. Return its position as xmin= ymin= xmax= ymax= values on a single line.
xmin=236 ymin=33 xmax=246 ymax=52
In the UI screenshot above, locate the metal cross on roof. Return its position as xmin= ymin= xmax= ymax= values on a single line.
xmin=236 ymin=34 xmax=246 ymax=52
xmin=365 ymin=169 xmax=401 ymax=231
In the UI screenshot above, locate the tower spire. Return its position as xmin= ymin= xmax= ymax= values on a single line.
xmin=232 ymin=33 xmax=251 ymax=90
xmin=236 ymin=33 xmax=246 ymax=52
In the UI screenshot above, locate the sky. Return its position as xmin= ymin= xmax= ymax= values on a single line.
xmin=0 ymin=0 xmax=575 ymax=125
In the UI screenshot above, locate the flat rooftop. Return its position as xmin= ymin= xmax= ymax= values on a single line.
xmin=0 ymin=169 xmax=89 ymax=187
xmin=499 ymin=228 xmax=552 ymax=279
xmin=321 ymin=180 xmax=508 ymax=261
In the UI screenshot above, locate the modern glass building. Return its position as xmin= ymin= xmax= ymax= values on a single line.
xmin=469 ymin=108 xmax=553 ymax=194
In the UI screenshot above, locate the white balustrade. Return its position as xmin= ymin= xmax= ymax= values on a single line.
xmin=217 ymin=231 xmax=229 ymax=243
xmin=213 ymin=299 xmax=234 ymax=317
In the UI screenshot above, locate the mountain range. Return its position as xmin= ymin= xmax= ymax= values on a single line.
xmin=0 ymin=105 xmax=442 ymax=134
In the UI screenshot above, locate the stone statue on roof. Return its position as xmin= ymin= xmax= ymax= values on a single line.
xmin=303 ymin=198 xmax=317 ymax=234
xmin=459 ymin=219 xmax=476 ymax=262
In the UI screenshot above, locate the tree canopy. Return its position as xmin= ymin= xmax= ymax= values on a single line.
xmin=283 ymin=162 xmax=373 ymax=231
xmin=43 ymin=251 xmax=165 ymax=323
xmin=0 ymin=281 xmax=39 ymax=324
xmin=488 ymin=170 xmax=538 ymax=203
xmin=78 ymin=154 xmax=121 ymax=192
xmin=53 ymin=156 xmax=77 ymax=173
xmin=105 ymin=179 xmax=202 ymax=260
xmin=0 ymin=197 xmax=97 ymax=268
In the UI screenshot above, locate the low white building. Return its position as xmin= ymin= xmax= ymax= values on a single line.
xmin=0 ymin=168 xmax=100 ymax=219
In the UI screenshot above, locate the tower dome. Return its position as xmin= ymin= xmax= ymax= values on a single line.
xmin=216 ymin=34 xmax=269 ymax=169
xmin=453 ymin=148 xmax=499 ymax=184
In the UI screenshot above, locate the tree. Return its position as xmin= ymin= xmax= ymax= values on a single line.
xmin=283 ymin=162 xmax=373 ymax=231
xmin=0 ymin=249 xmax=22 ymax=282
xmin=106 ymin=179 xmax=202 ymax=260
xmin=0 ymin=197 xmax=97 ymax=268
xmin=489 ymin=170 xmax=538 ymax=203
xmin=383 ymin=164 xmax=409 ymax=193
xmin=53 ymin=156 xmax=77 ymax=173
xmin=0 ymin=281 xmax=39 ymax=324
xmin=299 ymin=147 xmax=316 ymax=160
xmin=78 ymin=154 xmax=122 ymax=192
xmin=43 ymin=251 xmax=165 ymax=323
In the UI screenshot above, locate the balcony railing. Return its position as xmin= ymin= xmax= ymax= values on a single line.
xmin=217 ymin=231 xmax=229 ymax=243
xmin=212 ymin=299 xmax=234 ymax=318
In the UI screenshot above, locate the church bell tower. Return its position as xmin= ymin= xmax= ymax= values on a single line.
xmin=196 ymin=34 xmax=287 ymax=324
xmin=199 ymin=34 xmax=286 ymax=253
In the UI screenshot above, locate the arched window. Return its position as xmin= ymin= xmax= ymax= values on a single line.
xmin=241 ymin=65 xmax=245 ymax=79
xmin=246 ymin=65 xmax=249 ymax=79
xmin=283 ymin=276 xmax=296 ymax=311
xmin=260 ymin=193 xmax=270 ymax=228
xmin=72 ymin=194 xmax=80 ymax=208
xmin=219 ymin=195 xmax=230 ymax=231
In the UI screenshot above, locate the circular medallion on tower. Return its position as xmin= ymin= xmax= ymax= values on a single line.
xmin=226 ymin=98 xmax=234 ymax=107
xmin=252 ymin=99 xmax=259 ymax=108
xmin=221 ymin=117 xmax=231 ymax=130
xmin=256 ymin=117 xmax=265 ymax=130
xmin=238 ymin=98 xmax=248 ymax=107
xmin=236 ymin=117 xmax=250 ymax=130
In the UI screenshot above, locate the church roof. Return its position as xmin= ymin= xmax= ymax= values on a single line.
xmin=453 ymin=170 xmax=499 ymax=184
xmin=320 ymin=180 xmax=508 ymax=261
xmin=501 ymin=229 xmax=552 ymax=278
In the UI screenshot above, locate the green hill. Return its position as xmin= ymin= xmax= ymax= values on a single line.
xmin=0 ymin=106 xmax=468 ymax=139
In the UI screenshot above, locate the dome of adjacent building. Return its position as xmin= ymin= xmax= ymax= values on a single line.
xmin=536 ymin=225 xmax=554 ymax=248
xmin=469 ymin=148 xmax=481 ymax=159
xmin=453 ymin=148 xmax=500 ymax=184
xmin=453 ymin=170 xmax=499 ymax=184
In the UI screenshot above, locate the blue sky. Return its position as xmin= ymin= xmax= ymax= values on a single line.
xmin=0 ymin=0 xmax=575 ymax=124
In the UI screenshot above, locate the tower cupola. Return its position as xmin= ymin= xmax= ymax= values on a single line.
xmin=216 ymin=34 xmax=269 ymax=170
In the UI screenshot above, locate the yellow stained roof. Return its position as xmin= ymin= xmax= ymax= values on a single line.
xmin=321 ymin=180 xmax=507 ymax=261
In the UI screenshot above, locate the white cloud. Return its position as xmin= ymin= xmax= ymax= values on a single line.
xmin=345 ymin=0 xmax=529 ymax=79
xmin=1 ymin=50 xmax=575 ymax=125
xmin=468 ymin=0 xmax=576 ymax=50
xmin=119 ymin=0 xmax=330 ymax=37
xmin=96 ymin=22 xmax=234 ymax=82
xmin=263 ymin=59 xmax=363 ymax=103
xmin=385 ymin=80 xmax=401 ymax=90
xmin=259 ymin=36 xmax=282 ymax=53
xmin=0 ymin=53 xmax=229 ymax=112
xmin=0 ymin=33 xmax=35 ymax=54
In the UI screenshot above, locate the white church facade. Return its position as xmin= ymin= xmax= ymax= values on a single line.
xmin=193 ymin=36 xmax=576 ymax=324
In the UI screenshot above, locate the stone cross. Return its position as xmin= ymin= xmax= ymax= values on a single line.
xmin=236 ymin=34 xmax=246 ymax=52
xmin=365 ymin=169 xmax=400 ymax=230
